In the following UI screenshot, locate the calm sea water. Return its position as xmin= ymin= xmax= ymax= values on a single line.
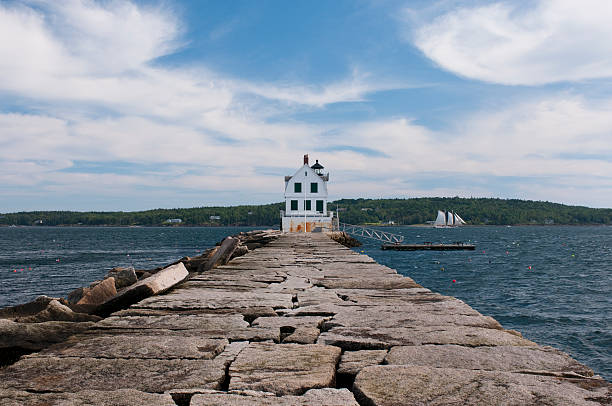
xmin=0 ymin=225 xmax=610 ymax=380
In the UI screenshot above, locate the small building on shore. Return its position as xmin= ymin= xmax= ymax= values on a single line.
xmin=281 ymin=154 xmax=334 ymax=232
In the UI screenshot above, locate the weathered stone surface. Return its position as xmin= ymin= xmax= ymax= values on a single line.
xmin=0 ymin=295 xmax=64 ymax=319
xmin=199 ymin=236 xmax=240 ymax=272
xmin=67 ymin=287 xmax=86 ymax=304
xmin=318 ymin=325 xmax=535 ymax=350
xmin=230 ymin=244 xmax=250 ymax=259
xmin=107 ymin=267 xmax=138 ymax=289
xmin=337 ymin=350 xmax=388 ymax=377
xmin=353 ymin=365 xmax=611 ymax=406
xmin=386 ymin=344 xmax=594 ymax=376
xmin=0 ymin=319 xmax=94 ymax=351
xmin=77 ymin=276 xmax=117 ymax=305
xmin=322 ymin=305 xmax=502 ymax=330
xmin=0 ymin=357 xmax=226 ymax=392
xmin=95 ymin=262 xmax=189 ymax=316
xmin=283 ymin=327 xmax=321 ymax=344
xmin=98 ymin=313 xmax=248 ymax=331
xmin=0 ymin=389 xmax=176 ymax=405
xmin=16 ymin=299 xmax=101 ymax=323
xmin=314 ymin=276 xmax=420 ymax=290
xmin=252 ymin=315 xmax=327 ymax=329
xmin=191 ymin=388 xmax=359 ymax=405
xmin=39 ymin=335 xmax=227 ymax=360
xmin=134 ymin=289 xmax=292 ymax=311
xmin=228 ymin=342 xmax=342 ymax=395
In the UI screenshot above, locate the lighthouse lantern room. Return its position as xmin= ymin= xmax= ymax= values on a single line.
xmin=281 ymin=154 xmax=334 ymax=232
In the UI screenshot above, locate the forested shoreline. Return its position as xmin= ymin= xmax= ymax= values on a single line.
xmin=1 ymin=197 xmax=611 ymax=227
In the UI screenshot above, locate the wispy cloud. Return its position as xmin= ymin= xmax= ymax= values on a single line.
xmin=409 ymin=0 xmax=612 ymax=85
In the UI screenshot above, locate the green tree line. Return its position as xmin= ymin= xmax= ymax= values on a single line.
xmin=1 ymin=198 xmax=611 ymax=226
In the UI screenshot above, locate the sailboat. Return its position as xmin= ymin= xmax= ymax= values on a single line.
xmin=433 ymin=210 xmax=466 ymax=228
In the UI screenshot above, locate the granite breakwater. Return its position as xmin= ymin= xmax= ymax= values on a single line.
xmin=1 ymin=231 xmax=610 ymax=405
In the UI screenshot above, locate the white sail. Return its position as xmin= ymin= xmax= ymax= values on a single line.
xmin=433 ymin=210 xmax=466 ymax=227
xmin=434 ymin=210 xmax=446 ymax=227
xmin=453 ymin=213 xmax=466 ymax=225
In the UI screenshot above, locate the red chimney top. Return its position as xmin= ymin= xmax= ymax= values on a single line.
xmin=303 ymin=154 xmax=309 ymax=165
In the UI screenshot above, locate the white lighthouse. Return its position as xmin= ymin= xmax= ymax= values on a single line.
xmin=281 ymin=154 xmax=334 ymax=232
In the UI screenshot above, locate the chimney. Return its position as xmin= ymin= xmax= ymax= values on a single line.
xmin=303 ymin=154 xmax=309 ymax=165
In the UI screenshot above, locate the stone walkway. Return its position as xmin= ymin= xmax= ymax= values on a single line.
xmin=1 ymin=233 xmax=610 ymax=405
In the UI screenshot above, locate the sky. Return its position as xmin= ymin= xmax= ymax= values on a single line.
xmin=1 ymin=0 xmax=611 ymax=212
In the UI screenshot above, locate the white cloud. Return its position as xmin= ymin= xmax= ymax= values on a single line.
xmin=411 ymin=0 xmax=612 ymax=85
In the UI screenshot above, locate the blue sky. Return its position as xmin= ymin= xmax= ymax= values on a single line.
xmin=1 ymin=0 xmax=612 ymax=211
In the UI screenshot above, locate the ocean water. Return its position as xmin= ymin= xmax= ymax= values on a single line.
xmin=0 ymin=226 xmax=262 ymax=307
xmin=0 ymin=225 xmax=610 ymax=380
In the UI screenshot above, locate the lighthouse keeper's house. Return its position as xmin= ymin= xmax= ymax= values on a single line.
xmin=281 ymin=154 xmax=334 ymax=232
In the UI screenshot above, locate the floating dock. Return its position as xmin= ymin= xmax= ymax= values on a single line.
xmin=1 ymin=233 xmax=609 ymax=405
xmin=382 ymin=242 xmax=476 ymax=251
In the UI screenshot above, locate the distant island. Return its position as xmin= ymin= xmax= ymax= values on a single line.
xmin=1 ymin=197 xmax=611 ymax=227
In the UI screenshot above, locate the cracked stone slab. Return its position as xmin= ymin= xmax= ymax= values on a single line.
xmin=37 ymin=335 xmax=228 ymax=360
xmin=252 ymin=316 xmax=327 ymax=329
xmin=318 ymin=326 xmax=535 ymax=350
xmin=297 ymin=287 xmax=344 ymax=307
xmin=191 ymin=388 xmax=359 ymax=405
xmin=0 ymin=389 xmax=176 ymax=405
xmin=322 ymin=306 xmax=502 ymax=330
xmin=97 ymin=313 xmax=248 ymax=331
xmin=283 ymin=327 xmax=321 ymax=344
xmin=0 ymin=357 xmax=226 ymax=393
xmin=385 ymin=344 xmax=594 ymax=377
xmin=134 ymin=289 xmax=293 ymax=311
xmin=228 ymin=342 xmax=342 ymax=395
xmin=353 ymin=365 xmax=611 ymax=406
xmin=313 ymin=276 xmax=420 ymax=290
xmin=337 ymin=350 xmax=388 ymax=378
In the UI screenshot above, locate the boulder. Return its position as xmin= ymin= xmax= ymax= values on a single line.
xmin=16 ymin=300 xmax=101 ymax=323
xmin=0 ymin=295 xmax=64 ymax=319
xmin=67 ymin=287 xmax=86 ymax=305
xmin=77 ymin=277 xmax=117 ymax=306
xmin=0 ymin=319 xmax=95 ymax=365
xmin=228 ymin=342 xmax=341 ymax=395
xmin=94 ymin=263 xmax=189 ymax=317
xmin=198 ymin=236 xmax=240 ymax=272
xmin=106 ymin=267 xmax=138 ymax=289
xmin=230 ymin=244 xmax=249 ymax=259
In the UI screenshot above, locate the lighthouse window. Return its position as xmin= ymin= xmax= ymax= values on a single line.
xmin=290 ymin=200 xmax=298 ymax=211
xmin=310 ymin=182 xmax=318 ymax=193
xmin=294 ymin=183 xmax=302 ymax=193
xmin=305 ymin=200 xmax=312 ymax=210
xmin=316 ymin=200 xmax=324 ymax=212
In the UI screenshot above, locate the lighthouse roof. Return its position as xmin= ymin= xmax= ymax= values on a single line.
xmin=311 ymin=160 xmax=324 ymax=170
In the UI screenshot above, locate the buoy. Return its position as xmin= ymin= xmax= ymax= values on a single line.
xmin=56 ymin=259 xmax=60 ymax=262
xmin=13 ymin=269 xmax=16 ymax=272
xmin=528 ymin=266 xmax=532 ymax=270
xmin=452 ymin=279 xmax=456 ymax=283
